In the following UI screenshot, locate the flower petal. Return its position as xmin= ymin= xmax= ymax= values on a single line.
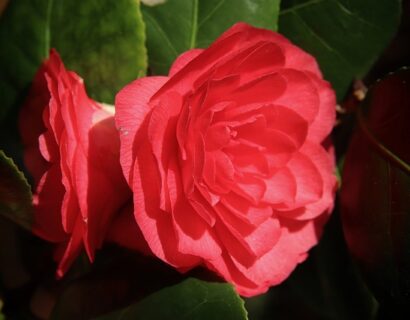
xmin=115 ymin=76 xmax=169 ymax=184
xmin=169 ymin=48 xmax=204 ymax=77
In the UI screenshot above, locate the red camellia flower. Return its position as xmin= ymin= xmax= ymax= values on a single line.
xmin=115 ymin=23 xmax=337 ymax=296
xmin=20 ymin=50 xmax=132 ymax=276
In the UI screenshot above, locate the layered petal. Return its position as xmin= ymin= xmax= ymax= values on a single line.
xmin=21 ymin=49 xmax=131 ymax=275
xmin=116 ymin=23 xmax=336 ymax=297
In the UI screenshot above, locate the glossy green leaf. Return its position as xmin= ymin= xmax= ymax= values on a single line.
xmin=0 ymin=0 xmax=147 ymax=122
xmin=142 ymin=0 xmax=280 ymax=74
xmin=279 ymin=0 xmax=401 ymax=100
xmin=341 ymin=69 xmax=410 ymax=315
xmin=50 ymin=0 xmax=147 ymax=103
xmin=95 ymin=278 xmax=248 ymax=320
xmin=0 ymin=150 xmax=33 ymax=230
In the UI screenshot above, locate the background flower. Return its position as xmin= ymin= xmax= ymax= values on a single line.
xmin=19 ymin=50 xmax=131 ymax=276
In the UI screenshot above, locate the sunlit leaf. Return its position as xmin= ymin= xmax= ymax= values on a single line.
xmin=0 ymin=0 xmax=147 ymax=122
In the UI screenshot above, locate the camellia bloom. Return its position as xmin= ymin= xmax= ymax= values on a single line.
xmin=20 ymin=50 xmax=132 ymax=276
xmin=115 ymin=23 xmax=337 ymax=296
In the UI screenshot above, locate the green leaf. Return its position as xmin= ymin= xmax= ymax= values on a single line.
xmin=50 ymin=0 xmax=147 ymax=104
xmin=94 ymin=278 xmax=248 ymax=320
xmin=0 ymin=0 xmax=147 ymax=122
xmin=49 ymin=249 xmax=186 ymax=320
xmin=341 ymin=68 xmax=410 ymax=313
xmin=142 ymin=0 xmax=280 ymax=74
xmin=288 ymin=212 xmax=378 ymax=320
xmin=279 ymin=0 xmax=401 ymax=100
xmin=0 ymin=0 xmax=47 ymax=123
xmin=0 ymin=150 xmax=33 ymax=230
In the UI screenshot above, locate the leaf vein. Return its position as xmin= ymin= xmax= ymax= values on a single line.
xmin=198 ymin=0 xmax=227 ymax=29
xmin=331 ymin=0 xmax=383 ymax=31
xmin=280 ymin=0 xmax=326 ymax=15
xmin=143 ymin=11 xmax=179 ymax=57
xmin=189 ymin=0 xmax=199 ymax=49
xmin=45 ymin=0 xmax=53 ymax=56
xmin=291 ymin=11 xmax=352 ymax=69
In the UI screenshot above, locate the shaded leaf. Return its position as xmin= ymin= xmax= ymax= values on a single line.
xmin=279 ymin=0 xmax=401 ymax=100
xmin=142 ymin=0 xmax=280 ymax=74
xmin=287 ymin=210 xmax=378 ymax=320
xmin=341 ymin=68 xmax=410 ymax=314
xmin=49 ymin=249 xmax=186 ymax=320
xmin=94 ymin=278 xmax=248 ymax=320
xmin=0 ymin=150 xmax=32 ymax=230
xmin=0 ymin=0 xmax=147 ymax=122
xmin=0 ymin=0 xmax=47 ymax=123
xmin=245 ymin=211 xmax=377 ymax=320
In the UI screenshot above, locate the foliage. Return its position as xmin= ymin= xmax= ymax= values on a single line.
xmin=0 ymin=0 xmax=407 ymax=319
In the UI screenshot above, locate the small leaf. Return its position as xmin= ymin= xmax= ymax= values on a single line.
xmin=142 ymin=0 xmax=280 ymax=74
xmin=0 ymin=0 xmax=147 ymax=122
xmin=94 ymin=278 xmax=248 ymax=320
xmin=341 ymin=68 xmax=410 ymax=312
xmin=0 ymin=150 xmax=33 ymax=230
xmin=279 ymin=0 xmax=401 ymax=100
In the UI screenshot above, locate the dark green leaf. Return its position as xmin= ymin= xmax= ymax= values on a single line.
xmin=49 ymin=249 xmax=186 ymax=320
xmin=245 ymin=212 xmax=377 ymax=320
xmin=94 ymin=278 xmax=248 ymax=320
xmin=287 ymin=212 xmax=378 ymax=320
xmin=341 ymin=68 xmax=410 ymax=313
xmin=142 ymin=0 xmax=280 ymax=74
xmin=0 ymin=150 xmax=32 ymax=230
xmin=0 ymin=0 xmax=47 ymax=122
xmin=279 ymin=0 xmax=401 ymax=100
xmin=0 ymin=0 xmax=147 ymax=122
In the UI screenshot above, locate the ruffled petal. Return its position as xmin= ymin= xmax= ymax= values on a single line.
xmin=132 ymin=139 xmax=200 ymax=268
xmin=115 ymin=76 xmax=169 ymax=184
xmin=169 ymin=48 xmax=204 ymax=76
xmin=173 ymin=198 xmax=222 ymax=260
xmin=55 ymin=214 xmax=85 ymax=278
xmin=226 ymin=218 xmax=320 ymax=296
xmin=32 ymin=165 xmax=66 ymax=242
